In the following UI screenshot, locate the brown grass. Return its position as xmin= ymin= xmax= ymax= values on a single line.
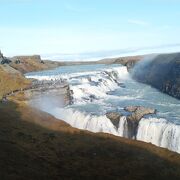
xmin=10 ymin=56 xmax=61 ymax=74
xmin=0 ymin=65 xmax=30 ymax=99
xmin=0 ymin=101 xmax=180 ymax=180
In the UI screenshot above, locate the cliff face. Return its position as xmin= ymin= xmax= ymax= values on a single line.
xmin=132 ymin=53 xmax=180 ymax=99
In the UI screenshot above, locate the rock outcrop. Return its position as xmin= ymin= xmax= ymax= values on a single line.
xmin=124 ymin=106 xmax=156 ymax=138
xmin=132 ymin=53 xmax=180 ymax=99
xmin=124 ymin=106 xmax=156 ymax=121
xmin=0 ymin=50 xmax=4 ymax=61
xmin=0 ymin=50 xmax=12 ymax=64
xmin=106 ymin=106 xmax=156 ymax=139
xmin=106 ymin=112 xmax=122 ymax=128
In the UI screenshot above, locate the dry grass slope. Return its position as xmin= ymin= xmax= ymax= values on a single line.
xmin=0 ymin=65 xmax=30 ymax=99
xmin=10 ymin=55 xmax=62 ymax=73
xmin=0 ymin=101 xmax=180 ymax=180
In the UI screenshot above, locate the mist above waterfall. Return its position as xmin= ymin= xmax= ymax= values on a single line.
xmin=29 ymin=94 xmax=65 ymax=115
xmin=130 ymin=54 xmax=159 ymax=81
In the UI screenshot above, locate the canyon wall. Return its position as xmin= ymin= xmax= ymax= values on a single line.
xmin=132 ymin=53 xmax=180 ymax=99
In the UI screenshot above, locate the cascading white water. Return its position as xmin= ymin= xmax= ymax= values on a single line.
xmin=26 ymin=64 xmax=180 ymax=154
xmin=27 ymin=65 xmax=129 ymax=104
xmin=118 ymin=116 xmax=129 ymax=138
xmin=50 ymin=108 xmax=118 ymax=135
xmin=137 ymin=118 xmax=180 ymax=153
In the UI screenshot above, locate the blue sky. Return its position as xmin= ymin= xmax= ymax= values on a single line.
xmin=1 ymin=0 xmax=180 ymax=58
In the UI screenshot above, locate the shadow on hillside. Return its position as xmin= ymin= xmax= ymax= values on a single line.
xmin=0 ymin=101 xmax=180 ymax=180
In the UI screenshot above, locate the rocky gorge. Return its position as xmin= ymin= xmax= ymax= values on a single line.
xmin=1 ymin=50 xmax=180 ymax=179
xmin=132 ymin=53 xmax=180 ymax=99
xmin=25 ymin=59 xmax=180 ymax=154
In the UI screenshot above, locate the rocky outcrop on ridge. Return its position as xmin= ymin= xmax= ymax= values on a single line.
xmin=0 ymin=50 xmax=12 ymax=64
xmin=10 ymin=55 xmax=62 ymax=74
xmin=98 ymin=55 xmax=143 ymax=70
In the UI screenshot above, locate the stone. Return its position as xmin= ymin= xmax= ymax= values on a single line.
xmin=124 ymin=106 xmax=156 ymax=121
xmin=0 ymin=50 xmax=12 ymax=64
xmin=106 ymin=112 xmax=122 ymax=128
xmin=124 ymin=106 xmax=156 ymax=139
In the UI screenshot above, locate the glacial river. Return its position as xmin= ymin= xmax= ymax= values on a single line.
xmin=26 ymin=64 xmax=180 ymax=153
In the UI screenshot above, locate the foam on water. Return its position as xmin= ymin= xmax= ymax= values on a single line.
xmin=26 ymin=64 xmax=180 ymax=153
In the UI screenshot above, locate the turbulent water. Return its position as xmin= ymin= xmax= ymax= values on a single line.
xmin=26 ymin=64 xmax=180 ymax=153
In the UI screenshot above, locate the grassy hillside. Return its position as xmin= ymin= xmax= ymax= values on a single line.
xmin=0 ymin=101 xmax=180 ymax=180
xmin=0 ymin=65 xmax=30 ymax=99
xmin=10 ymin=55 xmax=62 ymax=74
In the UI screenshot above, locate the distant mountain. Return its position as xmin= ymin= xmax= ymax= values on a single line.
xmin=42 ymin=44 xmax=180 ymax=61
